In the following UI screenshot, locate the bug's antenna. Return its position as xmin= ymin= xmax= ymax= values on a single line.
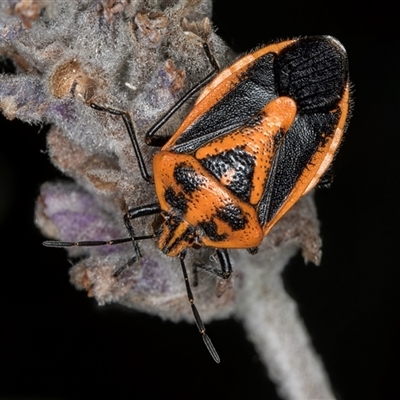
xmin=43 ymin=235 xmax=155 ymax=248
xmin=179 ymin=252 xmax=220 ymax=363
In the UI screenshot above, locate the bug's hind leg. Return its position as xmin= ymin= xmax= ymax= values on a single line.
xmin=112 ymin=254 xmax=140 ymax=277
xmin=89 ymin=103 xmax=153 ymax=183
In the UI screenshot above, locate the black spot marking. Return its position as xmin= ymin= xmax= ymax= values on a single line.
xmin=164 ymin=187 xmax=188 ymax=214
xmin=173 ymin=163 xmax=206 ymax=194
xmin=160 ymin=212 xmax=188 ymax=254
xmin=200 ymin=148 xmax=255 ymax=202
xmin=216 ymin=204 xmax=248 ymax=231
xmin=199 ymin=220 xmax=227 ymax=242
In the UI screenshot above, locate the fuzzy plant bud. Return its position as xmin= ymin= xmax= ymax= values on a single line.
xmin=1 ymin=1 xmax=335 ymax=398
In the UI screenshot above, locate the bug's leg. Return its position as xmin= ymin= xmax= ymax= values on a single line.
xmin=110 ymin=203 xmax=162 ymax=275
xmin=192 ymin=262 xmax=200 ymax=287
xmin=113 ymin=255 xmax=139 ymax=277
xmin=90 ymin=103 xmax=153 ymax=183
xmin=247 ymin=247 xmax=258 ymax=255
xmin=179 ymin=251 xmax=220 ymax=363
xmin=145 ymin=41 xmax=221 ymax=147
xmin=201 ymin=41 xmax=220 ymax=73
xmin=124 ymin=203 xmax=161 ymax=258
xmin=144 ymin=71 xmax=216 ymax=147
xmin=193 ymin=249 xmax=232 ymax=280
xmin=216 ymin=249 xmax=233 ymax=279
xmin=316 ymin=166 xmax=335 ymax=188
xmin=90 ymin=41 xmax=220 ymax=163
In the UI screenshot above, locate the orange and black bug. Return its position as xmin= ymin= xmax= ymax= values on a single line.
xmin=44 ymin=35 xmax=351 ymax=363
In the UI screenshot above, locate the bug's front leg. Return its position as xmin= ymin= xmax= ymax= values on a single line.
xmin=112 ymin=203 xmax=161 ymax=277
xmin=123 ymin=203 xmax=161 ymax=260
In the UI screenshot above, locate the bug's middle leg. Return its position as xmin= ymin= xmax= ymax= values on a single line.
xmin=193 ymin=248 xmax=232 ymax=286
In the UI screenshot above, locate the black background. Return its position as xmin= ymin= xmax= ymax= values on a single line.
xmin=1 ymin=1 xmax=398 ymax=399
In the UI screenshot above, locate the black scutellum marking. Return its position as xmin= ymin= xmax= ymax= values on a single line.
xmin=164 ymin=187 xmax=188 ymax=214
xmin=173 ymin=163 xmax=206 ymax=194
xmin=200 ymin=148 xmax=255 ymax=202
xmin=199 ymin=219 xmax=227 ymax=242
xmin=216 ymin=203 xmax=248 ymax=231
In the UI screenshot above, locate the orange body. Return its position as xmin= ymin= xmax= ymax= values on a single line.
xmin=152 ymin=36 xmax=350 ymax=257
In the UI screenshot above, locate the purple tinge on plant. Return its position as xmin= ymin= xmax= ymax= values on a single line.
xmin=38 ymin=181 xmax=129 ymax=256
xmin=135 ymin=256 xmax=171 ymax=294
xmin=0 ymin=75 xmax=49 ymax=121
xmin=47 ymin=100 xmax=77 ymax=122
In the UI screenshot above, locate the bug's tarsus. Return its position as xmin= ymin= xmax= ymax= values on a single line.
xmin=316 ymin=166 xmax=335 ymax=188
xmin=247 ymin=247 xmax=258 ymax=255
xmin=124 ymin=214 xmax=141 ymax=259
xmin=179 ymin=252 xmax=220 ymax=363
xmin=202 ymin=41 xmax=220 ymax=72
xmin=112 ymin=255 xmax=138 ymax=277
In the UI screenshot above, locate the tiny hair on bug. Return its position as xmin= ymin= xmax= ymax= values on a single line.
xmin=44 ymin=35 xmax=351 ymax=363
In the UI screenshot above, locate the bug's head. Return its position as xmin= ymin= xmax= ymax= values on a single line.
xmin=155 ymin=211 xmax=201 ymax=257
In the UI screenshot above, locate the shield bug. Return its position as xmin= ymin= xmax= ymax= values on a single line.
xmin=44 ymin=35 xmax=351 ymax=363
